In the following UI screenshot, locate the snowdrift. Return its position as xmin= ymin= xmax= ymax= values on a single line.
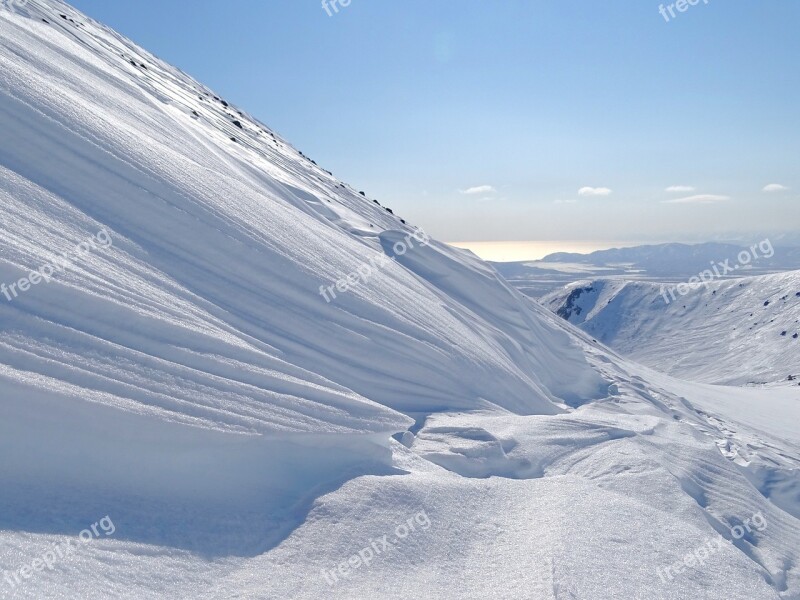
xmin=0 ymin=0 xmax=604 ymax=561
xmin=1 ymin=2 xmax=799 ymax=599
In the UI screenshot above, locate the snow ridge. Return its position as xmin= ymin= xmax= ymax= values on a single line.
xmin=543 ymin=271 xmax=800 ymax=385
xmin=1 ymin=2 xmax=799 ymax=599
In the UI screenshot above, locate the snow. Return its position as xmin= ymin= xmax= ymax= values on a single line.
xmin=542 ymin=272 xmax=800 ymax=385
xmin=1 ymin=1 xmax=799 ymax=599
xmin=0 ymin=0 xmax=605 ymax=433
xmin=494 ymin=241 xmax=800 ymax=298
xmin=646 ymin=371 xmax=800 ymax=523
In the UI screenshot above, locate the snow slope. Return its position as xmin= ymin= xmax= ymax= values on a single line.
xmin=1 ymin=2 xmax=799 ymax=599
xmin=0 ymin=0 xmax=610 ymax=429
xmin=542 ymin=272 xmax=800 ymax=385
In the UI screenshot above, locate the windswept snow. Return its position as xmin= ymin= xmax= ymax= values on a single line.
xmin=0 ymin=0 xmax=605 ymax=436
xmin=1 ymin=2 xmax=799 ymax=599
xmin=542 ymin=272 xmax=800 ymax=385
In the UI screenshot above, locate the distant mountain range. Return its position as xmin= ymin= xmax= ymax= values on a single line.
xmin=493 ymin=241 xmax=800 ymax=298
xmin=542 ymin=241 xmax=800 ymax=276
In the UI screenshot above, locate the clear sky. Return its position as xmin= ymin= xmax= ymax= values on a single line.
xmin=68 ymin=0 xmax=800 ymax=245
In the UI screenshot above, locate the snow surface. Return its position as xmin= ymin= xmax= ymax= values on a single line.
xmin=542 ymin=272 xmax=800 ymax=385
xmin=1 ymin=2 xmax=799 ymax=599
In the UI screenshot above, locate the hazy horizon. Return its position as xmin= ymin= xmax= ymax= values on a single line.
xmin=450 ymin=233 xmax=800 ymax=263
xmin=447 ymin=240 xmax=648 ymax=262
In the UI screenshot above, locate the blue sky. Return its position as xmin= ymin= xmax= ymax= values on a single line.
xmin=69 ymin=0 xmax=800 ymax=244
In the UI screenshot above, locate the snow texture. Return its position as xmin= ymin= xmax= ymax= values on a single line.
xmin=542 ymin=272 xmax=800 ymax=385
xmin=0 ymin=2 xmax=798 ymax=599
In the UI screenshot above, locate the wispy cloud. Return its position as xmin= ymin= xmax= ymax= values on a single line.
xmin=578 ymin=186 xmax=612 ymax=197
xmin=665 ymin=185 xmax=695 ymax=193
xmin=460 ymin=185 xmax=496 ymax=195
xmin=763 ymin=183 xmax=789 ymax=193
xmin=662 ymin=194 xmax=730 ymax=204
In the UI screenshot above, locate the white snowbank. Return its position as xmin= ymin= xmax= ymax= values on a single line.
xmin=0 ymin=2 xmax=798 ymax=599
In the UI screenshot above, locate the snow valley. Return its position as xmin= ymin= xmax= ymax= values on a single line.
xmin=0 ymin=2 xmax=798 ymax=599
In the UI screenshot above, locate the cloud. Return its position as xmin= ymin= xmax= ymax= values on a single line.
xmin=665 ymin=185 xmax=695 ymax=193
xmin=460 ymin=185 xmax=496 ymax=195
xmin=578 ymin=186 xmax=612 ymax=197
xmin=763 ymin=183 xmax=789 ymax=193
xmin=661 ymin=194 xmax=730 ymax=204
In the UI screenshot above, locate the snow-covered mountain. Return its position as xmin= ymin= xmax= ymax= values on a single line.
xmin=1 ymin=2 xmax=799 ymax=599
xmin=542 ymin=272 xmax=800 ymax=386
xmin=493 ymin=241 xmax=800 ymax=298
xmin=541 ymin=242 xmax=800 ymax=277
